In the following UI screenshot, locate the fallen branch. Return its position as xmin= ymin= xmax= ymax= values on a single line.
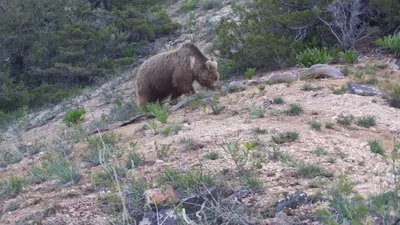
xmin=89 ymin=90 xmax=215 ymax=135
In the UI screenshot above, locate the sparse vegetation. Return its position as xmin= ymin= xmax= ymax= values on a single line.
xmin=146 ymin=103 xmax=169 ymax=124
xmin=205 ymin=151 xmax=219 ymax=160
xmin=356 ymin=116 xmax=376 ymax=128
xmin=295 ymin=161 xmax=333 ymax=178
xmin=63 ymin=108 xmax=86 ymax=126
xmin=30 ymin=152 xmax=80 ymax=185
xmin=385 ymin=83 xmax=400 ymax=108
xmin=272 ymin=131 xmax=300 ymax=144
xmin=244 ymin=68 xmax=256 ymax=79
xmin=310 ymin=120 xmax=322 ymax=131
xmin=84 ymin=133 xmax=117 ymax=167
xmin=0 ymin=176 xmax=28 ymax=199
xmin=336 ymin=114 xmax=355 ymax=126
xmin=296 ymin=47 xmax=333 ymax=68
xmin=301 ymin=83 xmax=322 ymax=91
xmin=125 ymin=152 xmax=144 ymax=169
xmin=273 ymin=96 xmax=284 ymax=104
xmin=368 ymin=140 xmax=385 ymax=155
xmin=284 ymin=104 xmax=303 ymax=116
xmin=160 ymin=167 xmax=214 ymax=195
xmin=312 ymin=147 xmax=329 ymax=156
xmin=250 ymin=106 xmax=265 ymax=118
xmin=339 ymin=50 xmax=358 ymax=63
xmin=332 ymin=85 xmax=348 ymax=95
xmin=375 ymin=33 xmax=400 ymax=54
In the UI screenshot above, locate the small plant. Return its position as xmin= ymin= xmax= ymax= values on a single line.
xmin=250 ymin=106 xmax=265 ymax=118
xmin=272 ymin=131 xmax=300 ymax=144
xmin=312 ymin=147 xmax=329 ymax=156
xmin=309 ymin=120 xmax=322 ymax=131
xmin=155 ymin=142 xmax=173 ymax=159
xmin=368 ymin=140 xmax=385 ymax=156
xmin=125 ymin=152 xmax=144 ymax=169
xmin=63 ymin=108 xmax=86 ymax=126
xmin=30 ymin=153 xmax=81 ymax=185
xmin=243 ymin=139 xmax=260 ymax=150
xmin=244 ymin=68 xmax=256 ymax=79
xmin=146 ymin=102 xmax=169 ymax=124
xmin=84 ymin=133 xmax=117 ymax=166
xmin=385 ymin=83 xmax=400 ymax=108
xmin=205 ymin=152 xmax=219 ymax=160
xmin=354 ymin=71 xmax=364 ymax=80
xmin=301 ymin=83 xmax=322 ymax=91
xmin=201 ymin=0 xmax=222 ymax=10
xmin=268 ymin=147 xmax=293 ymax=164
xmin=181 ymin=0 xmax=198 ymax=11
xmin=160 ymin=167 xmax=214 ymax=195
xmin=93 ymin=165 xmax=127 ymax=188
xmin=284 ymin=104 xmax=303 ymax=116
xmin=273 ymin=96 xmax=284 ymax=104
xmin=161 ymin=126 xmax=172 ymax=136
xmin=375 ymin=34 xmax=400 ymax=54
xmin=339 ymin=50 xmax=358 ymax=64
xmin=325 ymin=122 xmax=335 ymax=129
xmin=220 ymin=140 xmax=252 ymax=174
xmin=316 ymin=174 xmax=370 ymax=225
xmin=0 ymin=176 xmax=28 ymax=199
xmin=243 ymin=176 xmax=263 ymax=192
xmin=147 ymin=119 xmax=158 ymax=133
xmin=356 ymin=116 xmax=376 ymax=128
xmin=296 ymin=47 xmax=333 ymax=68
xmin=332 ymin=85 xmax=348 ymax=95
xmin=336 ymin=114 xmax=354 ymax=126
xmin=0 ymin=151 xmax=22 ymax=166
xmin=295 ymin=161 xmax=333 ymax=178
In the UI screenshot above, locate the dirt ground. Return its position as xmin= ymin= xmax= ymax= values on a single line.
xmin=1 ymin=56 xmax=399 ymax=224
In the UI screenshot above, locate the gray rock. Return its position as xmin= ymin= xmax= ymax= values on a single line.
xmin=274 ymin=191 xmax=313 ymax=213
xmin=180 ymin=187 xmax=220 ymax=220
xmin=228 ymin=81 xmax=245 ymax=93
xmin=298 ymin=64 xmax=345 ymax=80
xmin=347 ymin=82 xmax=383 ymax=96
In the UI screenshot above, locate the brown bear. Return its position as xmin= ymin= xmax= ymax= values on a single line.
xmin=134 ymin=42 xmax=221 ymax=109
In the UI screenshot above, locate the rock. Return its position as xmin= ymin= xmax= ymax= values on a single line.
xmin=3 ymin=200 xmax=20 ymax=213
xmin=387 ymin=60 xmax=399 ymax=70
xmin=267 ymin=73 xmax=298 ymax=83
xmin=274 ymin=191 xmax=313 ymax=213
xmin=347 ymin=82 xmax=383 ymax=96
xmin=298 ymin=64 xmax=345 ymax=80
xmin=228 ymin=81 xmax=245 ymax=93
xmin=144 ymin=185 xmax=179 ymax=208
xmin=180 ymin=186 xmax=220 ymax=220
xmin=138 ymin=209 xmax=178 ymax=225
xmin=246 ymin=79 xmax=260 ymax=86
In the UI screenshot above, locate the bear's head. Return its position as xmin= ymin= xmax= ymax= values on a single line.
xmin=196 ymin=58 xmax=221 ymax=90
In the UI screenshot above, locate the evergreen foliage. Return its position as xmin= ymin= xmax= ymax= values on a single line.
xmin=0 ymin=0 xmax=180 ymax=115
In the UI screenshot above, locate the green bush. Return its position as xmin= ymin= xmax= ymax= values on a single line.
xmin=63 ymin=108 xmax=86 ymax=126
xmin=339 ymin=50 xmax=358 ymax=64
xmin=375 ymin=34 xmax=400 ymax=54
xmin=296 ymin=47 xmax=333 ymax=67
xmin=386 ymin=84 xmax=400 ymax=108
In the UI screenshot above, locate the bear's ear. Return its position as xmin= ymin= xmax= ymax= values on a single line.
xmin=205 ymin=61 xmax=212 ymax=70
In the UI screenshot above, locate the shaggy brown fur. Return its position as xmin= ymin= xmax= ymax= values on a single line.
xmin=135 ymin=43 xmax=220 ymax=109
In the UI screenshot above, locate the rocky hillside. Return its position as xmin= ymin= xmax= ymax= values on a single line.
xmin=1 ymin=1 xmax=400 ymax=225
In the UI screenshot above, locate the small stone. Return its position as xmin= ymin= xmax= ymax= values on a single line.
xmin=228 ymin=81 xmax=245 ymax=93
xmin=246 ymin=79 xmax=259 ymax=86
xmin=347 ymin=82 xmax=383 ymax=96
